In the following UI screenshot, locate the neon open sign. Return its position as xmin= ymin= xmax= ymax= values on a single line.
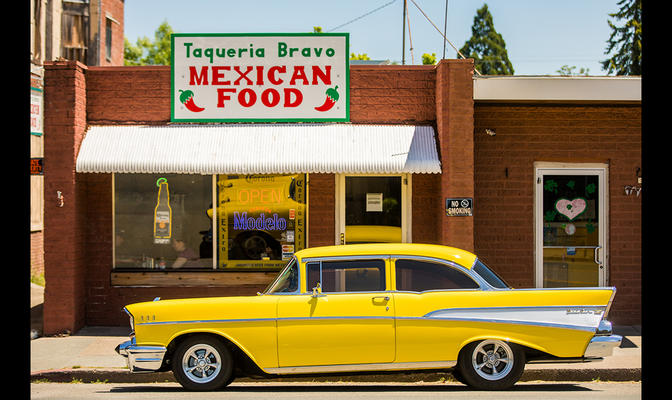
xmin=233 ymin=212 xmax=287 ymax=231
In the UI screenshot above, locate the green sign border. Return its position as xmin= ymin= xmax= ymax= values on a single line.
xmin=170 ymin=32 xmax=350 ymax=123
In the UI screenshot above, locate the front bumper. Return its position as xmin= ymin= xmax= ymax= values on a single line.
xmin=115 ymin=337 xmax=167 ymax=373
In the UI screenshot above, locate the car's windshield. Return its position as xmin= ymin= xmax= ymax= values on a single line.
xmin=473 ymin=259 xmax=510 ymax=289
xmin=264 ymin=258 xmax=299 ymax=294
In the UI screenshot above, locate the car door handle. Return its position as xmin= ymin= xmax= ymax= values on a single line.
xmin=372 ymin=296 xmax=390 ymax=301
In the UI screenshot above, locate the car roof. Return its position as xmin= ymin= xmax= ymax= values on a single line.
xmin=294 ymin=243 xmax=478 ymax=269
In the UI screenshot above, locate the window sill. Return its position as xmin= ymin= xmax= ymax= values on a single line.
xmin=111 ymin=270 xmax=278 ymax=287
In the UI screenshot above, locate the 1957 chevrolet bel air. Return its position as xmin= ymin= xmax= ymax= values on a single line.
xmin=116 ymin=243 xmax=621 ymax=391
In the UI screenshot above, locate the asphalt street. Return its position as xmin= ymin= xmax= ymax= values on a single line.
xmin=30 ymin=381 xmax=643 ymax=400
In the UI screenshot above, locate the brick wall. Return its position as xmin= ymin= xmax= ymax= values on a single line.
xmin=43 ymin=61 xmax=89 ymax=334
xmin=473 ymin=103 xmax=642 ymax=325
xmin=435 ymin=60 xmax=475 ymax=251
xmin=100 ymin=0 xmax=125 ymax=66
xmin=30 ymin=231 xmax=45 ymax=277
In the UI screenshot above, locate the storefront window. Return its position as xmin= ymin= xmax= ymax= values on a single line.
xmin=216 ymin=174 xmax=307 ymax=269
xmin=113 ymin=173 xmax=308 ymax=271
xmin=114 ymin=174 xmax=213 ymax=270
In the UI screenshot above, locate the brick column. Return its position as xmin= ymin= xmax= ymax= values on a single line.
xmin=43 ymin=61 xmax=88 ymax=334
xmin=435 ymin=60 xmax=475 ymax=252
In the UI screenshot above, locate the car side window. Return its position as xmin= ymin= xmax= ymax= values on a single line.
xmin=395 ymin=259 xmax=479 ymax=291
xmin=265 ymin=258 xmax=299 ymax=294
xmin=306 ymin=259 xmax=386 ymax=293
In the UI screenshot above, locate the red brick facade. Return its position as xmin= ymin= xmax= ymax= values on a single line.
xmin=42 ymin=60 xmax=641 ymax=332
xmin=473 ymin=104 xmax=642 ymax=324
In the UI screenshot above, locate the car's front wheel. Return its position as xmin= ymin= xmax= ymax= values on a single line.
xmin=456 ymin=339 xmax=525 ymax=390
xmin=172 ymin=335 xmax=233 ymax=391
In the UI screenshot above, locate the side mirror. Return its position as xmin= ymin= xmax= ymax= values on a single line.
xmin=311 ymin=282 xmax=326 ymax=298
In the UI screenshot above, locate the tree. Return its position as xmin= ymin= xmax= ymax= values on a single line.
xmin=556 ymin=65 xmax=590 ymax=76
xmin=459 ymin=4 xmax=514 ymax=75
xmin=350 ymin=53 xmax=370 ymax=60
xmin=422 ymin=53 xmax=437 ymax=65
xmin=601 ymin=0 xmax=641 ymax=75
xmin=124 ymin=21 xmax=174 ymax=66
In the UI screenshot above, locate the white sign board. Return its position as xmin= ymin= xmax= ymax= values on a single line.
xmin=171 ymin=33 xmax=349 ymax=122
xmin=366 ymin=193 xmax=383 ymax=212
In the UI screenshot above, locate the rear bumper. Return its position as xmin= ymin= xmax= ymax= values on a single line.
xmin=115 ymin=338 xmax=167 ymax=373
xmin=584 ymin=334 xmax=622 ymax=358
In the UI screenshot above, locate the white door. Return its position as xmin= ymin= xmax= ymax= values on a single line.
xmin=535 ymin=163 xmax=608 ymax=288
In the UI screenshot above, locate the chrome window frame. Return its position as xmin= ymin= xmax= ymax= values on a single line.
xmin=299 ymin=254 xmax=495 ymax=293
xmin=392 ymin=255 xmax=486 ymax=292
xmin=262 ymin=256 xmax=301 ymax=295
xmin=303 ymin=257 xmax=388 ymax=294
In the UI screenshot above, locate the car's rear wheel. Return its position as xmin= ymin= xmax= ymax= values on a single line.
xmin=172 ymin=335 xmax=233 ymax=391
xmin=456 ymin=339 xmax=525 ymax=390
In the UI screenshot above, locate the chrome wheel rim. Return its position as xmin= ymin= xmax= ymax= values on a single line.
xmin=181 ymin=343 xmax=222 ymax=384
xmin=471 ymin=340 xmax=514 ymax=381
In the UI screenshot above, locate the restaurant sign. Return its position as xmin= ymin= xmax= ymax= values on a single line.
xmin=171 ymin=33 xmax=349 ymax=122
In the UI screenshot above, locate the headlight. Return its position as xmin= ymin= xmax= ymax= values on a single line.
xmin=123 ymin=307 xmax=135 ymax=335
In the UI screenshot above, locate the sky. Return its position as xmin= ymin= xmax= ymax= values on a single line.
xmin=123 ymin=0 xmax=621 ymax=76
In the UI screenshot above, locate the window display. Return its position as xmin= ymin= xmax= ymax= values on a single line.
xmin=113 ymin=173 xmax=308 ymax=271
xmin=216 ymin=174 xmax=307 ymax=269
xmin=114 ymin=174 xmax=213 ymax=269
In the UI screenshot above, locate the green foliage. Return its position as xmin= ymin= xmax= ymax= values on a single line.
xmin=350 ymin=53 xmax=371 ymax=60
xmin=459 ymin=4 xmax=514 ymax=75
xmin=601 ymin=0 xmax=641 ymax=75
xmin=422 ymin=53 xmax=437 ymax=65
xmin=556 ymin=65 xmax=591 ymax=76
xmin=124 ymin=21 xmax=174 ymax=66
xmin=313 ymin=26 xmax=323 ymax=33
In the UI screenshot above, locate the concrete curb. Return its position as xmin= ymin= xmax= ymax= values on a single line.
xmin=30 ymin=367 xmax=641 ymax=384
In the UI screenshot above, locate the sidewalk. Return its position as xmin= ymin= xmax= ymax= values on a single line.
xmin=30 ymin=284 xmax=641 ymax=384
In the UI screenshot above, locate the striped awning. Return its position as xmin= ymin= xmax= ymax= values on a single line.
xmin=75 ymin=124 xmax=441 ymax=174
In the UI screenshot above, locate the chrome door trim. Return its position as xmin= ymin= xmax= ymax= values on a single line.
xmin=265 ymin=360 xmax=456 ymax=375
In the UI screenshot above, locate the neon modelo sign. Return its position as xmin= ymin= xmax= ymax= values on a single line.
xmin=233 ymin=211 xmax=287 ymax=231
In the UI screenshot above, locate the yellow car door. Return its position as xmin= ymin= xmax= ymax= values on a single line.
xmin=276 ymin=258 xmax=395 ymax=368
xmin=392 ymin=257 xmax=482 ymax=363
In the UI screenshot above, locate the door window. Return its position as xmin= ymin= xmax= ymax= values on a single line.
xmin=395 ymin=259 xmax=479 ymax=291
xmin=345 ymin=176 xmax=402 ymax=243
xmin=306 ymin=259 xmax=386 ymax=293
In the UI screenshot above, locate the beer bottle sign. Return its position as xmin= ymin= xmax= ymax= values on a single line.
xmin=153 ymin=178 xmax=172 ymax=244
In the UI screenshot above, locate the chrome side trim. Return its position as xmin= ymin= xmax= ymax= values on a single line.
xmin=265 ymin=360 xmax=456 ymax=375
xmin=136 ymin=307 xmax=604 ymax=332
xmin=136 ymin=316 xmax=394 ymax=326
xmin=422 ymin=305 xmax=606 ymax=332
xmin=116 ymin=338 xmax=167 ymax=373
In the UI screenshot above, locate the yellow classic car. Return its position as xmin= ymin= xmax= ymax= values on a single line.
xmin=116 ymin=243 xmax=621 ymax=391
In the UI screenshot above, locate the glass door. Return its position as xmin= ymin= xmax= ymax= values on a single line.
xmin=535 ymin=165 xmax=608 ymax=287
xmin=336 ymin=175 xmax=410 ymax=244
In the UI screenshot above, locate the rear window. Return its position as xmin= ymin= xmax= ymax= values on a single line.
xmin=473 ymin=260 xmax=510 ymax=289
xmin=395 ymin=259 xmax=479 ymax=291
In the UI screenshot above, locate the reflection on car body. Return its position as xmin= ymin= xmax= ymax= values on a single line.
xmin=116 ymin=243 xmax=621 ymax=391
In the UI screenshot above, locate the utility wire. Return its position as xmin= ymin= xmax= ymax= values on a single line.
xmin=327 ymin=0 xmax=398 ymax=32
xmin=409 ymin=0 xmax=481 ymax=75
xmin=406 ymin=2 xmax=414 ymax=64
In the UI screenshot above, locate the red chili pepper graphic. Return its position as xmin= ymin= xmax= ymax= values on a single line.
xmin=179 ymin=89 xmax=205 ymax=112
xmin=314 ymin=86 xmax=339 ymax=112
